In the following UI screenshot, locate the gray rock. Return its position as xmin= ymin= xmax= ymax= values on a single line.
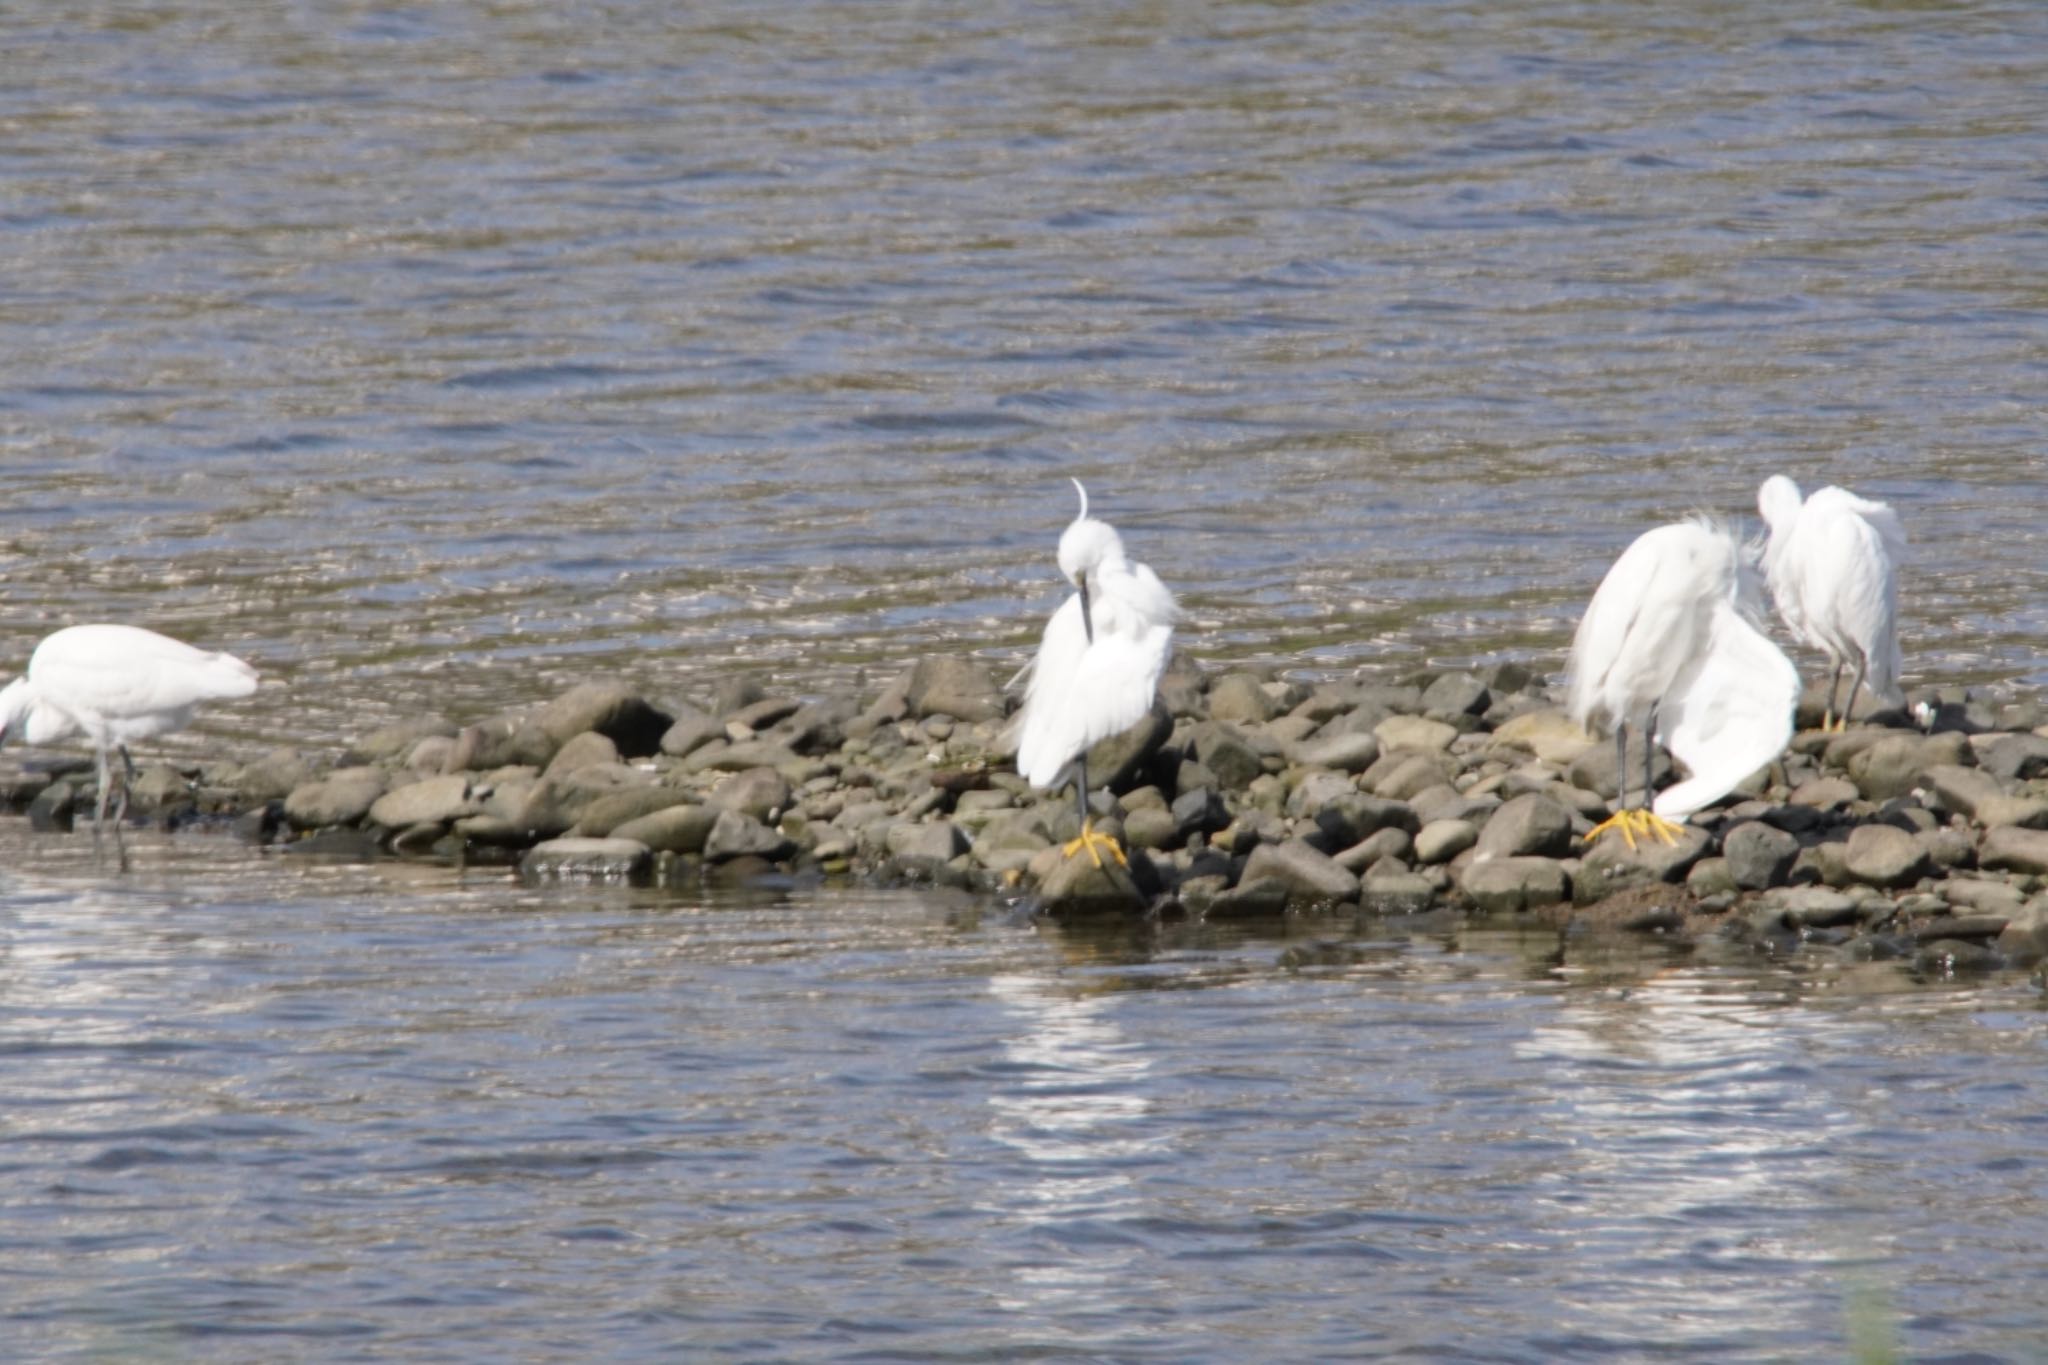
xmin=519 ymin=836 xmax=653 ymax=883
xmin=1373 ymin=715 xmax=1459 ymax=754
xmin=1240 ymin=839 xmax=1361 ymax=905
xmin=1722 ymin=820 xmax=1800 ymax=890
xmin=1761 ymin=885 xmax=1865 ymax=928
xmin=509 ymin=770 xmax=651 ymax=840
xmin=1922 ymin=764 xmax=2003 ymax=820
xmin=1204 ymin=877 xmax=1293 ymax=919
xmin=534 ymin=681 xmax=673 ymax=757
xmin=1123 ymin=805 xmax=1179 ymax=851
xmin=1360 ymin=871 xmax=1437 ymax=914
xmin=1413 ymin=819 xmax=1479 ymax=865
xmin=1460 ymin=857 xmax=1569 ymax=914
xmin=889 ymin=821 xmax=970 ymax=871
xmin=1917 ymin=825 xmax=1977 ymax=872
xmin=659 ymin=710 xmax=724 ymax=759
xmin=1035 ymin=847 xmax=1147 ymax=916
xmin=343 ymin=715 xmax=458 ymax=766
xmin=1568 ymin=742 xmax=1672 ymax=802
xmin=1841 ymin=824 xmax=1933 ymax=888
xmin=726 ymin=696 xmax=801 ymax=732
xmin=1420 ymin=672 xmax=1490 ymax=718
xmin=1995 ymin=897 xmax=2048 ymax=966
xmin=1189 ymin=722 xmax=1269 ymax=791
xmin=1787 ymin=775 xmax=1860 ymax=810
xmin=1686 ymin=856 xmax=1739 ymax=898
xmin=1972 ymin=794 xmax=2048 ymax=830
xmin=776 ymin=695 xmax=860 ymax=752
xmin=1473 ymin=793 xmax=1574 ymax=860
xmin=1083 ymin=700 xmax=1173 ymax=792
xmin=906 ymin=655 xmax=1005 ymax=723
xmin=1207 ymin=671 xmax=1279 ymax=726
xmin=367 ymin=775 xmax=476 ymax=830
xmin=543 ymin=730 xmax=623 ymax=778
xmin=568 ymin=788 xmax=696 ymax=838
xmin=284 ymin=768 xmax=390 ymax=829
xmin=234 ymin=748 xmax=317 ymax=803
xmin=1940 ymin=877 xmax=2027 ymax=918
xmin=703 ymin=808 xmax=796 ymax=862
xmin=1978 ymin=733 xmax=2048 ymax=782
xmin=1170 ymin=788 xmax=1229 ymax=841
xmin=128 ymin=764 xmax=194 ymax=816
xmin=1978 ymin=826 xmax=2048 ymax=876
xmin=27 ymin=780 xmax=75 ymax=832
xmin=709 ymin=767 xmax=793 ymax=823
xmin=608 ymin=803 xmax=720 ymax=854
xmin=1846 ymin=732 xmax=1971 ymax=802
xmin=1573 ymin=825 xmax=1711 ymax=903
xmin=1336 ymin=825 xmax=1413 ymax=872
xmin=1293 ymin=731 xmax=1381 ymax=774
xmin=1286 ymin=770 xmax=1358 ymax=819
xmin=681 ymin=739 xmax=803 ymax=775
xmin=1490 ymin=709 xmax=1596 ymax=766
xmin=1316 ymin=793 xmax=1420 ymax=847
xmin=1364 ymin=751 xmax=1452 ymax=801
xmin=448 ymin=715 xmax=556 ymax=772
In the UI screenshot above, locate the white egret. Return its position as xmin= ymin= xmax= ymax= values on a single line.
xmin=0 ymin=624 xmax=260 ymax=858
xmin=1566 ymin=519 xmax=1799 ymax=849
xmin=1756 ymin=475 xmax=1904 ymax=730
xmin=1014 ymin=480 xmax=1177 ymax=868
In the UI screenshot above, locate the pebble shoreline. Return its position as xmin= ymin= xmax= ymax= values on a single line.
xmin=6 ymin=652 xmax=2048 ymax=977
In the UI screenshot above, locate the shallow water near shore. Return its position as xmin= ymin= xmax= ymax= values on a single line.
xmin=2 ymin=827 xmax=2046 ymax=1361
xmin=7 ymin=0 xmax=2048 ymax=1358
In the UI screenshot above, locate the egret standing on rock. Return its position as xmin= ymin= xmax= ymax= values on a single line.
xmin=0 ymin=625 xmax=260 ymax=861
xmin=1756 ymin=475 xmax=1904 ymax=730
xmin=1014 ymin=480 xmax=1177 ymax=868
xmin=1566 ymin=519 xmax=1799 ymax=849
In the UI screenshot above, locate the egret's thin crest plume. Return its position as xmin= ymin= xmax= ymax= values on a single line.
xmin=1071 ymin=478 xmax=1089 ymax=521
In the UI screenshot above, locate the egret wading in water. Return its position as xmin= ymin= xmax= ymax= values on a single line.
xmin=1014 ymin=480 xmax=1177 ymax=869
xmin=1756 ymin=475 xmax=1904 ymax=731
xmin=0 ymin=625 xmax=260 ymax=866
xmin=1566 ymin=519 xmax=1799 ymax=850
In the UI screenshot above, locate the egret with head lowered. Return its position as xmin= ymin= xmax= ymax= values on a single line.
xmin=1014 ymin=480 xmax=1177 ymax=868
xmin=1756 ymin=475 xmax=1904 ymax=730
xmin=0 ymin=624 xmax=260 ymax=862
xmin=1567 ymin=519 xmax=1798 ymax=849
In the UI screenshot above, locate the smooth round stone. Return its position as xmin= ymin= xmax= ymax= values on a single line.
xmin=519 ymin=836 xmax=653 ymax=883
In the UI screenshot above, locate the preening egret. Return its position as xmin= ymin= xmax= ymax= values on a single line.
xmin=1756 ymin=475 xmax=1904 ymax=730
xmin=1566 ymin=519 xmax=1799 ymax=849
xmin=1014 ymin=480 xmax=1177 ymax=868
xmin=0 ymin=625 xmax=260 ymax=861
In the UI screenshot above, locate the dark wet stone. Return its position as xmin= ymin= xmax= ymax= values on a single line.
xmin=726 ymin=697 xmax=801 ymax=732
xmin=906 ymin=655 xmax=1005 ymax=723
xmin=520 ymin=836 xmax=653 ymax=883
xmin=1723 ymin=820 xmax=1800 ymax=890
xmin=608 ymin=803 xmax=719 ymax=854
xmin=1241 ymin=839 xmax=1360 ymax=905
xmin=27 ymin=779 xmax=76 ymax=832
xmin=284 ymin=826 xmax=384 ymax=860
xmin=1170 ymin=787 xmax=1229 ymax=842
xmin=233 ymin=801 xmax=286 ymax=845
xmin=1460 ymin=857 xmax=1569 ymax=914
xmin=775 ymin=694 xmax=860 ymax=752
xmin=283 ymin=768 xmax=389 ymax=830
xmin=1473 ymin=793 xmax=1573 ymax=860
xmin=534 ymin=681 xmax=672 ymax=758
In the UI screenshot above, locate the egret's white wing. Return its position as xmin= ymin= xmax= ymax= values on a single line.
xmin=1015 ymin=595 xmax=1092 ymax=788
xmin=1566 ymin=522 xmax=1724 ymax=732
xmin=30 ymin=625 xmax=257 ymax=725
xmin=1014 ymin=590 xmax=1172 ymax=790
xmin=1653 ymin=604 xmax=1798 ymax=820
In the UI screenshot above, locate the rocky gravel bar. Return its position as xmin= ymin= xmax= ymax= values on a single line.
xmin=7 ymin=652 xmax=2048 ymax=976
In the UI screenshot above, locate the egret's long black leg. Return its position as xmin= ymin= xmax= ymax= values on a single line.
xmin=1824 ymin=659 xmax=1846 ymax=731
xmin=1073 ymin=751 xmax=1090 ymax=832
xmin=92 ymin=747 xmax=111 ymax=854
xmin=113 ymin=745 xmax=135 ymax=827
xmin=1844 ymin=655 xmax=1869 ymax=729
xmin=1643 ymin=702 xmax=1659 ymax=813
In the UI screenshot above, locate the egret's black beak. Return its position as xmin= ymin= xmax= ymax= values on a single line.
xmin=1077 ymin=571 xmax=1094 ymax=645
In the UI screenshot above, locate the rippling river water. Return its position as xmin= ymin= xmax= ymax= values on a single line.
xmin=5 ymin=1 xmax=2048 ymax=1359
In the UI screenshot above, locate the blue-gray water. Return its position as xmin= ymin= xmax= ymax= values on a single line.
xmin=4 ymin=1 xmax=2048 ymax=1359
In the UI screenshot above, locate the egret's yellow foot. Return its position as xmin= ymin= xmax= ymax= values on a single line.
xmin=1061 ymin=821 xmax=1129 ymax=869
xmin=1586 ymin=808 xmax=1684 ymax=851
